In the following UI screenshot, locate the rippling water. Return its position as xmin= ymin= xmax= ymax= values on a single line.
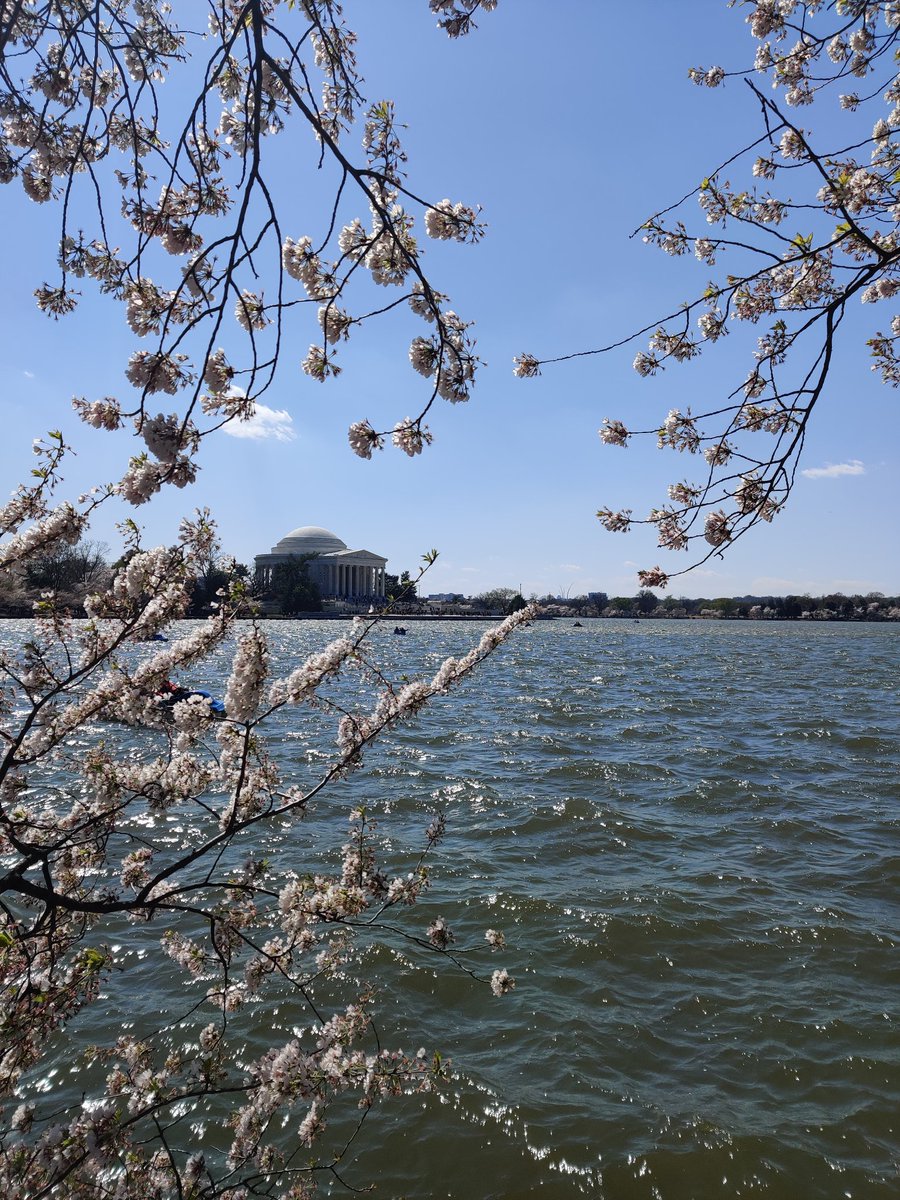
xmin=5 ymin=619 xmax=899 ymax=1198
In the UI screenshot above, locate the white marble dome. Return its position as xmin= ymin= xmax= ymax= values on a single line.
xmin=256 ymin=525 xmax=387 ymax=601
xmin=270 ymin=526 xmax=347 ymax=555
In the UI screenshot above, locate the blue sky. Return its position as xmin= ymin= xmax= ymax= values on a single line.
xmin=2 ymin=1 xmax=897 ymax=598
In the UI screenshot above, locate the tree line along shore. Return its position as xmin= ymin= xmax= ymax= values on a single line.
xmin=0 ymin=540 xmax=896 ymax=622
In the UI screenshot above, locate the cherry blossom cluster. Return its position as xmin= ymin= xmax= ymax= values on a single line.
xmin=0 ymin=501 xmax=86 ymax=572
xmin=1 ymin=0 xmax=499 ymax=515
xmin=1 ymin=501 xmax=527 ymax=1195
xmin=424 ymin=199 xmax=485 ymax=242
xmin=515 ymin=1 xmax=900 ymax=586
xmin=430 ymin=0 xmax=500 ymax=39
xmin=0 ymin=4 xmax=524 ymax=1194
xmin=335 ymin=605 xmax=536 ymax=763
xmin=868 ymin=312 xmax=900 ymax=382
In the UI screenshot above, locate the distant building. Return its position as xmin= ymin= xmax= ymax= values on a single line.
xmin=254 ymin=526 xmax=388 ymax=599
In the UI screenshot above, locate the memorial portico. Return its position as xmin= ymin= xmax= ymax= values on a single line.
xmin=254 ymin=526 xmax=388 ymax=600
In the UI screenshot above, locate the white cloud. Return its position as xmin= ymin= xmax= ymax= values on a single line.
xmin=22 ymin=370 xmax=35 ymax=379
xmin=221 ymin=403 xmax=295 ymax=443
xmin=801 ymin=459 xmax=865 ymax=479
xmin=559 ymin=563 xmax=582 ymax=573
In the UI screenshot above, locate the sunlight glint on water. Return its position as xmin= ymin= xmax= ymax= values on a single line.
xmin=4 ymin=618 xmax=898 ymax=1199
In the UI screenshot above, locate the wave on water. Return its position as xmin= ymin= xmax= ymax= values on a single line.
xmin=2 ymin=618 xmax=897 ymax=1198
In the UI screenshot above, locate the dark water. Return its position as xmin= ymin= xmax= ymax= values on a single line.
xmin=6 ymin=619 xmax=899 ymax=1198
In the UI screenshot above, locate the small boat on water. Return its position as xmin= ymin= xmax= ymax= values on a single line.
xmin=82 ymin=684 xmax=226 ymax=730
xmin=393 ymin=626 xmax=407 ymax=636
xmin=573 ymin=621 xmax=583 ymax=628
xmin=156 ymin=681 xmax=226 ymax=716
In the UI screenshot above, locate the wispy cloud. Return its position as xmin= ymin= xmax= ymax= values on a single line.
xmin=801 ymin=459 xmax=865 ymax=480
xmin=22 ymin=370 xmax=34 ymax=379
xmin=221 ymin=403 xmax=295 ymax=443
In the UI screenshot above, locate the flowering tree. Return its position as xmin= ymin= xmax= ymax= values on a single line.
xmin=1 ymin=0 xmax=495 ymax=481
xmin=515 ymin=0 xmax=899 ymax=589
xmin=0 ymin=2 xmax=530 ymax=1195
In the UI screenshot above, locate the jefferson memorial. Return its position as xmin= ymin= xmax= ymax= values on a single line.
xmin=254 ymin=526 xmax=388 ymax=600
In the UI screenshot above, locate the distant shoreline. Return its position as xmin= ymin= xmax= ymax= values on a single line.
xmin=2 ymin=611 xmax=897 ymax=624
